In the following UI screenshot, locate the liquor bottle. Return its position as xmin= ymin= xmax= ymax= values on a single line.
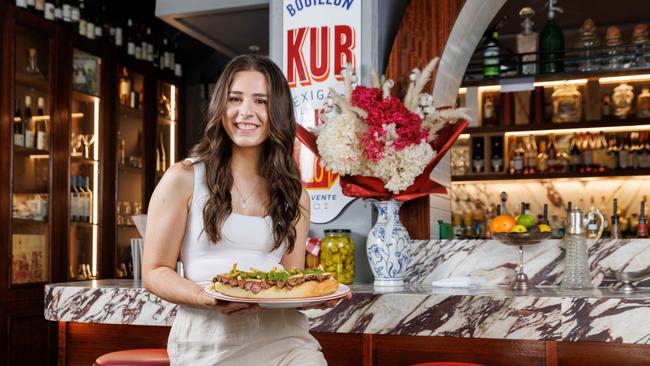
xmin=500 ymin=191 xmax=511 ymax=216
xmin=35 ymin=0 xmax=45 ymax=16
xmin=547 ymin=134 xmax=558 ymax=172
xmin=77 ymin=176 xmax=88 ymax=222
xmin=576 ymin=18 xmax=600 ymax=72
xmin=482 ymin=94 xmax=496 ymax=126
xmin=70 ymin=176 xmax=79 ymax=221
xmin=13 ymin=99 xmax=24 ymax=147
xmin=517 ymin=7 xmax=537 ymax=75
xmin=630 ymin=132 xmax=640 ymax=169
xmin=638 ymin=201 xmax=648 ymax=238
xmin=524 ymin=136 xmax=538 ymax=174
xmin=604 ymin=26 xmax=623 ymax=70
xmin=114 ymin=14 xmax=124 ymax=47
xmin=162 ymin=38 xmax=171 ymax=70
xmin=483 ymin=16 xmax=507 ymax=78
xmin=637 ymin=133 xmax=650 ymax=169
xmin=44 ymin=0 xmax=55 ymax=20
xmin=582 ymin=133 xmax=594 ymax=172
xmin=586 ymin=196 xmax=599 ymax=239
xmin=126 ymin=19 xmax=135 ymax=57
xmin=70 ymin=0 xmax=79 ymax=31
xmin=118 ymin=131 xmax=125 ymax=165
xmin=24 ymin=96 xmax=34 ymax=149
xmin=605 ymin=135 xmax=619 ymax=170
xmin=134 ymin=22 xmax=143 ymax=60
xmin=36 ymin=97 xmax=47 ymax=151
xmin=472 ymin=137 xmax=484 ymax=173
xmin=54 ymin=0 xmax=62 ymax=23
xmin=619 ymin=135 xmax=630 ymax=169
xmin=85 ymin=0 xmax=95 ymax=40
xmin=93 ymin=1 xmax=103 ymax=40
xmin=84 ymin=176 xmax=93 ymax=223
xmin=537 ymin=140 xmax=549 ymax=173
xmin=602 ymin=95 xmax=612 ymax=118
xmin=119 ymin=67 xmax=131 ymax=106
xmin=512 ymin=138 xmax=525 ymax=174
xmin=159 ymin=131 xmax=167 ymax=172
xmin=146 ymin=27 xmax=154 ymax=62
xmin=610 ymin=198 xmax=621 ymax=239
xmin=539 ymin=0 xmax=564 ymax=73
xmin=78 ymin=0 xmax=86 ymax=37
xmin=15 ymin=0 xmax=27 ymax=9
xmin=26 ymin=0 xmax=35 ymax=13
xmin=491 ymin=136 xmax=503 ymax=173
xmin=569 ymin=134 xmax=581 ymax=172
xmin=543 ymin=203 xmax=549 ymax=225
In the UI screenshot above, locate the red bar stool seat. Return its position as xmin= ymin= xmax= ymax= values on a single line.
xmin=411 ymin=363 xmax=484 ymax=366
xmin=94 ymin=348 xmax=169 ymax=366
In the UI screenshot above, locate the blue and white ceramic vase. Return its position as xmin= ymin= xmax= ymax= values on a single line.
xmin=366 ymin=200 xmax=411 ymax=286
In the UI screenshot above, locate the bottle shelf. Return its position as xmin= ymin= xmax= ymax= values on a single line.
xmin=15 ymin=72 xmax=49 ymax=92
xmin=118 ymin=164 xmax=143 ymax=173
xmin=13 ymin=217 xmax=49 ymax=224
xmin=70 ymin=221 xmax=97 ymax=227
xmin=14 ymin=146 xmax=50 ymax=155
xmin=71 ymin=155 xmax=99 ymax=164
xmin=462 ymin=68 xmax=650 ymax=88
xmin=452 ymin=168 xmax=650 ymax=182
xmin=465 ymin=119 xmax=650 ymax=135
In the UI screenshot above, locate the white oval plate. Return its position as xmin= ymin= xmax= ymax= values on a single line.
xmin=203 ymin=283 xmax=351 ymax=309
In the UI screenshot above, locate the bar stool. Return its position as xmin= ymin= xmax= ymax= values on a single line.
xmin=411 ymin=363 xmax=484 ymax=366
xmin=94 ymin=348 xmax=169 ymax=366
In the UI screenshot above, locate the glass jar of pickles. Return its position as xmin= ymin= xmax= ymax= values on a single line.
xmin=320 ymin=229 xmax=354 ymax=284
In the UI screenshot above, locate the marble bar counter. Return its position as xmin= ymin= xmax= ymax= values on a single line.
xmin=45 ymin=280 xmax=650 ymax=344
xmin=46 ymin=239 xmax=650 ymax=345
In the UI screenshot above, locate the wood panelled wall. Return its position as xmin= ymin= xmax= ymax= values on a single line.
xmin=386 ymin=0 xmax=465 ymax=239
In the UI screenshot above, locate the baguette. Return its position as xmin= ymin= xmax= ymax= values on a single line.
xmin=211 ymin=264 xmax=339 ymax=299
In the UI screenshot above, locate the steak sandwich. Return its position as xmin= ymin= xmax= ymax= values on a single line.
xmin=211 ymin=264 xmax=339 ymax=299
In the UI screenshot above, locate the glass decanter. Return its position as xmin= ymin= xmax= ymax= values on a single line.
xmin=632 ymin=23 xmax=650 ymax=68
xmin=575 ymin=18 xmax=600 ymax=72
xmin=552 ymin=84 xmax=582 ymax=123
xmin=612 ymin=83 xmax=634 ymax=119
xmin=603 ymin=26 xmax=623 ymax=70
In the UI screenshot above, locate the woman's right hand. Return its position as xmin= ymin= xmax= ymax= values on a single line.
xmin=194 ymin=287 xmax=260 ymax=314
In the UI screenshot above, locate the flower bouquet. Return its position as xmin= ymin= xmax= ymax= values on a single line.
xmin=296 ymin=58 xmax=470 ymax=202
xmin=296 ymin=58 xmax=470 ymax=286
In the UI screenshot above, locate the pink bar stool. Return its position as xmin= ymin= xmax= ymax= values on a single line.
xmin=411 ymin=363 xmax=484 ymax=366
xmin=94 ymin=348 xmax=169 ymax=366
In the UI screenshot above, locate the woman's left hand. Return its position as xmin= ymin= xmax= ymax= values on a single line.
xmin=298 ymin=292 xmax=352 ymax=311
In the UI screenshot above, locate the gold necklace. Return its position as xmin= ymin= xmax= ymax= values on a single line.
xmin=232 ymin=177 xmax=261 ymax=209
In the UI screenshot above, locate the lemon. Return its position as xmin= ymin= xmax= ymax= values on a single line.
xmin=538 ymin=224 xmax=552 ymax=232
xmin=511 ymin=224 xmax=528 ymax=233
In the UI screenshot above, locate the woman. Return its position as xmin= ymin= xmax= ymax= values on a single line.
xmin=142 ymin=55 xmax=329 ymax=365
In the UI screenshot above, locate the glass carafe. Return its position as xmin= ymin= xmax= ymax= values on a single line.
xmin=561 ymin=208 xmax=604 ymax=289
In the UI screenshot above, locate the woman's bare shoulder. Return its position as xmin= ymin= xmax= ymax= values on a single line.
xmin=156 ymin=160 xmax=195 ymax=197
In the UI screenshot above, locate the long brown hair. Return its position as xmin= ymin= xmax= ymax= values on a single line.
xmin=190 ymin=55 xmax=303 ymax=252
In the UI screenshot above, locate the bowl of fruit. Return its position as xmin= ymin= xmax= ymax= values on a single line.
xmin=489 ymin=209 xmax=552 ymax=246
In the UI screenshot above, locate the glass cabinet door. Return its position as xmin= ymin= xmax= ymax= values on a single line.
xmin=155 ymin=80 xmax=179 ymax=186
xmin=116 ymin=66 xmax=145 ymax=278
xmin=11 ymin=24 xmax=53 ymax=285
xmin=68 ymin=49 xmax=102 ymax=281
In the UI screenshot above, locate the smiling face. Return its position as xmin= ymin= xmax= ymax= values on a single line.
xmin=223 ymin=70 xmax=270 ymax=149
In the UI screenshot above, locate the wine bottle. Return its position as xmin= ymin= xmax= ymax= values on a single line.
xmin=35 ymin=0 xmax=45 ymax=17
xmin=539 ymin=0 xmax=564 ymax=73
xmin=569 ymin=134 xmax=581 ymax=172
xmin=44 ymin=0 xmax=55 ymax=20
xmin=70 ymin=176 xmax=79 ymax=221
xmin=15 ymin=0 xmax=27 ymax=9
xmin=13 ymin=99 xmax=24 ymax=147
xmin=24 ymin=96 xmax=34 ymax=149
xmin=638 ymin=200 xmax=648 ymax=238
xmin=36 ymin=97 xmax=47 ymax=151
xmin=126 ymin=19 xmax=135 ymax=57
xmin=490 ymin=136 xmax=503 ymax=173
xmin=70 ymin=0 xmax=79 ymax=30
xmin=547 ymin=134 xmax=558 ymax=172
xmin=472 ymin=137 xmax=485 ymax=173
xmin=84 ymin=176 xmax=93 ymax=224
xmin=53 ymin=0 xmax=62 ymax=23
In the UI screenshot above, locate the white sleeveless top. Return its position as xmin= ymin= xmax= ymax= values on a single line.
xmin=180 ymin=161 xmax=287 ymax=282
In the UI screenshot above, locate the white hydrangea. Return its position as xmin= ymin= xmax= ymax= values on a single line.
xmin=315 ymin=112 xmax=368 ymax=176
xmin=370 ymin=141 xmax=434 ymax=193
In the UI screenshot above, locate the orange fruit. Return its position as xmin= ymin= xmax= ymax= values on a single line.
xmin=489 ymin=215 xmax=517 ymax=233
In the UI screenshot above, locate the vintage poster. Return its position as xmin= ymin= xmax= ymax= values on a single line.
xmin=283 ymin=0 xmax=361 ymax=223
xmin=12 ymin=234 xmax=48 ymax=284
